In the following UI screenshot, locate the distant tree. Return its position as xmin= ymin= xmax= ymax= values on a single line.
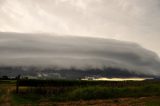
xmin=2 ymin=76 xmax=9 ymax=80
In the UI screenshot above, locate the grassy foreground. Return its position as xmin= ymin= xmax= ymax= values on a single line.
xmin=1 ymin=80 xmax=160 ymax=106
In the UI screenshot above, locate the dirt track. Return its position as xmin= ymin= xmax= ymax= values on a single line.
xmin=0 ymin=88 xmax=12 ymax=106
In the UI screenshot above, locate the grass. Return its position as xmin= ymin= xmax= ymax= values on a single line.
xmin=146 ymin=101 xmax=160 ymax=106
xmin=11 ymin=94 xmax=41 ymax=105
xmin=0 ymin=88 xmax=3 ymax=96
xmin=144 ymin=97 xmax=160 ymax=106
xmin=1 ymin=79 xmax=160 ymax=105
xmin=49 ymin=84 xmax=160 ymax=101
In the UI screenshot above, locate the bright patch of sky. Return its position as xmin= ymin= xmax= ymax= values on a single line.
xmin=0 ymin=0 xmax=160 ymax=55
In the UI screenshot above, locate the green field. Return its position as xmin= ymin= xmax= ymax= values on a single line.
xmin=1 ymin=79 xmax=160 ymax=106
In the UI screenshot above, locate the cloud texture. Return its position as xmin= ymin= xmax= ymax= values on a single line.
xmin=0 ymin=32 xmax=160 ymax=76
xmin=0 ymin=0 xmax=160 ymax=55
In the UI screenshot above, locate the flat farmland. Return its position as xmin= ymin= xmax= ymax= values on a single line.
xmin=0 ymin=79 xmax=160 ymax=106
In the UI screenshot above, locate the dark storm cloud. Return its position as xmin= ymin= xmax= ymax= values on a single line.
xmin=0 ymin=32 xmax=160 ymax=76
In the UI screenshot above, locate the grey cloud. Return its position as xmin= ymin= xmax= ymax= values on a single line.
xmin=0 ymin=32 xmax=160 ymax=76
xmin=0 ymin=0 xmax=160 ymax=56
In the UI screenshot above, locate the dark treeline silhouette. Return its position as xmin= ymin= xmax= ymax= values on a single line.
xmin=0 ymin=66 xmax=156 ymax=79
xmin=18 ymin=79 xmax=160 ymax=87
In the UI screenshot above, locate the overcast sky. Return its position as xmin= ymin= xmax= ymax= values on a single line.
xmin=0 ymin=0 xmax=160 ymax=56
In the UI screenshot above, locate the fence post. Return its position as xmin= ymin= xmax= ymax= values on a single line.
xmin=16 ymin=75 xmax=21 ymax=94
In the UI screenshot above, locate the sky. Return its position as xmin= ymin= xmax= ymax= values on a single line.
xmin=0 ymin=0 xmax=160 ymax=56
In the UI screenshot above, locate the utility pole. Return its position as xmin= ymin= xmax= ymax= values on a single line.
xmin=16 ymin=75 xmax=21 ymax=94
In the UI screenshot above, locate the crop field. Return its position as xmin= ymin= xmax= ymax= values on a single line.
xmin=0 ymin=79 xmax=160 ymax=106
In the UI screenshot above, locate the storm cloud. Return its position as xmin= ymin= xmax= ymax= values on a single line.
xmin=0 ymin=32 xmax=160 ymax=76
xmin=0 ymin=0 xmax=160 ymax=55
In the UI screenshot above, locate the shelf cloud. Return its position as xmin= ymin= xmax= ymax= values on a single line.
xmin=0 ymin=32 xmax=160 ymax=76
